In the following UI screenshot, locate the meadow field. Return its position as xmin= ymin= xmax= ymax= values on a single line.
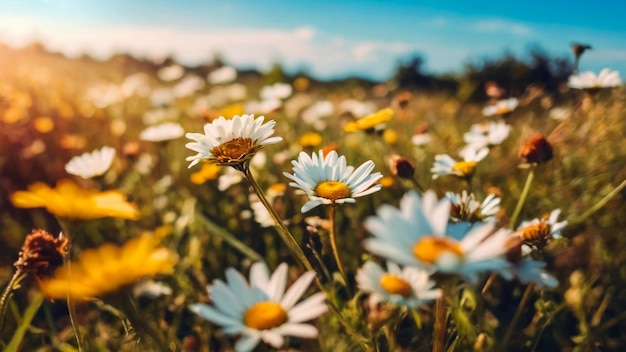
xmin=0 ymin=43 xmax=625 ymax=351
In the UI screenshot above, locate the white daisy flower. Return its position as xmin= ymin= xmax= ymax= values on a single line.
xmin=260 ymin=83 xmax=293 ymax=101
xmin=431 ymin=147 xmax=489 ymax=179
xmin=463 ymin=121 xmax=511 ymax=149
xmin=507 ymin=258 xmax=558 ymax=288
xmin=568 ymin=68 xmax=622 ymax=90
xmin=517 ymin=209 xmax=568 ymax=250
xmin=482 ymin=98 xmax=519 ymax=116
xmin=218 ymin=167 xmax=244 ymax=191
xmin=140 ymin=122 xmax=185 ymax=142
xmin=356 ymin=261 xmax=441 ymax=309
xmin=157 ymin=64 xmax=184 ymax=82
xmin=283 ymin=150 xmax=383 ymax=213
xmin=302 ymin=100 xmax=334 ymax=131
xmin=189 ymin=262 xmax=327 ymax=352
xmin=208 ymin=66 xmax=237 ymax=85
xmin=502 ymin=236 xmax=558 ymax=288
xmin=363 ymin=191 xmax=512 ymax=284
xmin=64 ymin=146 xmax=116 ymax=179
xmin=172 ymin=75 xmax=205 ymax=98
xmin=445 ymin=191 xmax=501 ymax=223
xmin=411 ymin=132 xmax=433 ymax=146
xmin=185 ymin=114 xmax=282 ymax=168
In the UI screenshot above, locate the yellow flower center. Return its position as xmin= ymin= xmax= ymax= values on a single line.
xmin=413 ymin=236 xmax=463 ymax=264
xmin=380 ymin=274 xmax=412 ymax=297
xmin=316 ymin=181 xmax=351 ymax=201
xmin=210 ymin=137 xmax=255 ymax=164
xmin=244 ymin=301 xmax=288 ymax=330
xmin=452 ymin=161 xmax=477 ymax=177
xmin=495 ymin=106 xmax=512 ymax=115
xmin=520 ymin=222 xmax=551 ymax=242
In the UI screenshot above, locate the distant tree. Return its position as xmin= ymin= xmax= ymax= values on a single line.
xmin=265 ymin=62 xmax=287 ymax=84
xmin=393 ymin=54 xmax=431 ymax=89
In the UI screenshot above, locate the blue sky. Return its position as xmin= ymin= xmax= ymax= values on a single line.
xmin=0 ymin=0 xmax=624 ymax=80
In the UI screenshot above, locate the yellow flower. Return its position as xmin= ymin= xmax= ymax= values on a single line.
xmin=344 ymin=107 xmax=394 ymax=132
xmin=11 ymin=179 xmax=139 ymax=220
xmin=33 ymin=116 xmax=55 ymax=133
xmin=383 ymin=129 xmax=398 ymax=145
xmin=298 ymin=132 xmax=323 ymax=148
xmin=218 ymin=103 xmax=245 ymax=119
xmin=39 ymin=236 xmax=178 ymax=300
xmin=190 ymin=163 xmax=222 ymax=184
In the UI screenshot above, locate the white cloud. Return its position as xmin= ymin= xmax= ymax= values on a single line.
xmin=473 ymin=19 xmax=533 ymax=36
xmin=0 ymin=13 xmax=421 ymax=79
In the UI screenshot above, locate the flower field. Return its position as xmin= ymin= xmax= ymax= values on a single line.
xmin=1 ymin=43 xmax=625 ymax=352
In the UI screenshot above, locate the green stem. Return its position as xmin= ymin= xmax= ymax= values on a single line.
xmin=433 ymin=286 xmax=447 ymax=352
xmin=509 ymin=168 xmax=535 ymax=229
xmin=0 ymin=270 xmax=25 ymax=329
xmin=410 ymin=176 xmax=425 ymax=193
xmin=502 ymin=283 xmax=535 ymax=347
xmin=481 ymin=273 xmax=497 ymax=296
xmin=328 ymin=204 xmax=350 ymax=293
xmin=384 ymin=324 xmax=397 ymax=351
xmin=4 ymin=292 xmax=44 ymax=352
xmin=58 ymin=220 xmax=85 ymax=352
xmin=196 ymin=212 xmax=264 ymax=263
xmin=243 ymin=167 xmax=315 ymax=274
xmin=568 ymin=179 xmax=626 ymax=225
xmin=117 ymin=290 xmax=168 ymax=350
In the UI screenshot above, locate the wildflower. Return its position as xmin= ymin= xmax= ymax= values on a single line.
xmin=189 ymin=262 xmax=327 ymax=352
xmin=463 ymin=121 xmax=511 ymax=150
xmin=568 ymin=68 xmax=622 ymax=90
xmin=549 ymin=107 xmax=571 ymax=121
xmin=445 ymin=191 xmax=500 ymax=223
xmin=11 ymin=179 xmax=139 ymax=220
xmin=298 ymin=132 xmax=323 ymax=148
xmin=157 ymin=64 xmax=184 ymax=82
xmin=302 ymin=101 xmax=333 ymax=130
xmin=484 ymin=81 xmax=505 ymax=99
xmin=133 ymin=280 xmax=173 ymax=298
xmin=518 ymin=209 xmax=568 ymax=250
xmin=482 ymin=98 xmax=518 ymax=116
xmin=260 ymin=83 xmax=293 ymax=101
xmin=382 ymin=129 xmax=398 ymax=145
xmin=502 ymin=236 xmax=558 ymax=288
xmin=283 ymin=150 xmax=382 ymax=213
xmin=356 ymin=261 xmax=441 ymax=309
xmin=208 ymin=66 xmax=237 ymax=85
xmin=339 ymin=99 xmax=376 ymax=118
xmin=363 ymin=191 xmax=512 ymax=283
xmin=33 ymin=116 xmax=54 ymax=133
xmin=39 ymin=236 xmax=177 ymax=300
xmin=64 ymin=146 xmax=116 ymax=179
xmin=173 ymin=75 xmax=205 ymax=98
xmin=411 ymin=123 xmax=432 ymax=146
xmin=14 ymin=229 xmax=68 ymax=279
xmin=389 ymin=155 xmax=415 ymax=179
xmin=140 ymin=122 xmax=185 ymax=142
xmin=519 ymin=133 xmax=553 ymax=164
xmin=185 ymin=114 xmax=282 ymax=169
xmin=190 ymin=163 xmax=222 ymax=185
xmin=344 ymin=107 xmax=394 ymax=132
xmin=571 ymin=43 xmax=591 ymax=60
xmin=431 ymin=147 xmax=489 ymax=179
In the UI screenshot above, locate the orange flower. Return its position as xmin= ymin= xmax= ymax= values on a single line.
xmin=11 ymin=179 xmax=139 ymax=220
